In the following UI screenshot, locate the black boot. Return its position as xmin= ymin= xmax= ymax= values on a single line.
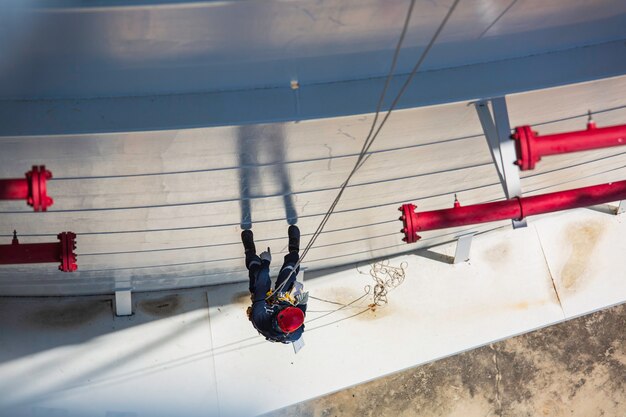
xmin=288 ymin=225 xmax=300 ymax=253
xmin=241 ymin=230 xmax=256 ymax=254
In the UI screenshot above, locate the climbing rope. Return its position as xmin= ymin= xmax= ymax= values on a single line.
xmin=269 ymin=0 xmax=461 ymax=299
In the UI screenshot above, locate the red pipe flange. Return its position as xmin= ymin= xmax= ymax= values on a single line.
xmin=0 ymin=165 xmax=54 ymax=211
xmin=26 ymin=165 xmax=54 ymax=211
xmin=399 ymin=203 xmax=419 ymax=243
xmin=512 ymin=126 xmax=537 ymax=171
xmin=58 ymin=232 xmax=78 ymax=272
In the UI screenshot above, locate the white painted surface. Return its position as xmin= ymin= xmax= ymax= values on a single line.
xmin=0 ymin=292 xmax=218 ymax=417
xmin=1 ymin=207 xmax=624 ymax=417
xmin=1 ymin=76 xmax=626 ymax=295
xmin=115 ymin=289 xmax=132 ymax=316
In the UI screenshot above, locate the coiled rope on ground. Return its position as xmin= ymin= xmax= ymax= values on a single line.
xmin=306 ymin=259 xmax=408 ymax=319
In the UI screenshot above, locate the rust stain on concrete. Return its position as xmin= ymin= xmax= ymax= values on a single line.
xmin=439 ymin=299 xmax=549 ymax=323
xmin=511 ymin=299 xmax=550 ymax=311
xmin=28 ymin=299 xmax=111 ymax=328
xmin=355 ymin=304 xmax=395 ymax=321
xmin=313 ymin=287 xmax=367 ymax=309
xmin=231 ymin=291 xmax=252 ymax=306
xmin=560 ymin=221 xmax=605 ymax=290
xmin=483 ymin=241 xmax=512 ymax=265
xmin=138 ymin=294 xmax=181 ymax=317
xmin=514 ymin=301 xmax=530 ymax=310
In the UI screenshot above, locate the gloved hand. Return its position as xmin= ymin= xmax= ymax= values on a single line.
xmin=260 ymin=247 xmax=272 ymax=263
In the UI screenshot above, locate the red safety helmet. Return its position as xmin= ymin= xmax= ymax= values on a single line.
xmin=276 ymin=306 xmax=305 ymax=333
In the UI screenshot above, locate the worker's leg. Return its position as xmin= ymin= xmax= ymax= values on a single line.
xmin=288 ymin=225 xmax=300 ymax=253
xmin=275 ymin=251 xmax=299 ymax=292
xmin=241 ymin=230 xmax=256 ymax=256
xmin=247 ymin=256 xmax=263 ymax=294
xmin=242 ymin=229 xmax=261 ymax=293
xmin=275 ymin=225 xmax=301 ymax=291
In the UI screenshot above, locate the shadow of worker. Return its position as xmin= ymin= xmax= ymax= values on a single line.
xmin=237 ymin=124 xmax=298 ymax=229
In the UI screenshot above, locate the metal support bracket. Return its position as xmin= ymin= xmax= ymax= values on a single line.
xmin=618 ymin=200 xmax=626 ymax=215
xmin=475 ymin=97 xmax=527 ymax=229
xmin=454 ymin=233 xmax=475 ymax=264
xmin=115 ymin=289 xmax=133 ymax=316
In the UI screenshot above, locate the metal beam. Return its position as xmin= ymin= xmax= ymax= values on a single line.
xmin=454 ymin=233 xmax=475 ymax=264
xmin=492 ymin=97 xmax=523 ymax=201
xmin=475 ymin=101 xmax=506 ymax=186
xmin=115 ymin=289 xmax=133 ymax=316
xmin=475 ymin=97 xmax=527 ymax=229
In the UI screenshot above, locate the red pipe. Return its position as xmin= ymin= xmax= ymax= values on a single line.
xmin=399 ymin=180 xmax=626 ymax=243
xmin=0 ymin=166 xmax=54 ymax=211
xmin=0 ymin=179 xmax=29 ymax=200
xmin=0 ymin=231 xmax=77 ymax=271
xmin=512 ymin=121 xmax=626 ymax=171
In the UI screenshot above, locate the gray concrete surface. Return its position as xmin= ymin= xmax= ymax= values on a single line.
xmin=266 ymin=303 xmax=625 ymax=417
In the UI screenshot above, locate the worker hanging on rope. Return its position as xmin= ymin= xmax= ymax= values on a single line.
xmin=241 ymin=225 xmax=308 ymax=344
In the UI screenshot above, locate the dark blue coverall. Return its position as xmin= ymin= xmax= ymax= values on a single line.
xmin=247 ymin=251 xmax=307 ymax=343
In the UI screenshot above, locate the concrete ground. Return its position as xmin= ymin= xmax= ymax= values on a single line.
xmin=266 ymin=303 xmax=625 ymax=417
xmin=1 ymin=206 xmax=625 ymax=417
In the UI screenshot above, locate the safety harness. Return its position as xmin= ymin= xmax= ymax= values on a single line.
xmin=247 ymin=282 xmax=308 ymax=343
